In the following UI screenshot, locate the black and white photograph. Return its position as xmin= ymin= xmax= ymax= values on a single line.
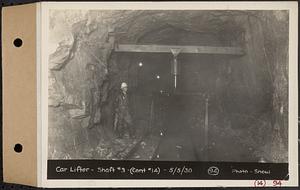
xmin=39 ymin=3 xmax=298 ymax=185
xmin=47 ymin=8 xmax=290 ymax=163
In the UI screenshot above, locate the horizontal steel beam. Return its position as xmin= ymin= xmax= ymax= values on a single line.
xmin=115 ymin=44 xmax=244 ymax=55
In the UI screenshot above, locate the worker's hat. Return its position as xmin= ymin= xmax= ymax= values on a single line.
xmin=121 ymin=82 xmax=128 ymax=89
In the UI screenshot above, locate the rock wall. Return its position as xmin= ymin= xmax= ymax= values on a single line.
xmin=212 ymin=11 xmax=288 ymax=162
xmin=261 ymin=11 xmax=289 ymax=161
xmin=48 ymin=12 xmax=114 ymax=158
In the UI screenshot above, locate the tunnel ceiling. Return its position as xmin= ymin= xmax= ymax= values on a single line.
xmin=87 ymin=10 xmax=248 ymax=45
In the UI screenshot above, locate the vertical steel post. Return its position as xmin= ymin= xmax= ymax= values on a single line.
xmin=149 ymin=99 xmax=155 ymax=133
xmin=170 ymin=48 xmax=181 ymax=90
xmin=204 ymin=95 xmax=209 ymax=160
xmin=173 ymin=56 xmax=178 ymax=89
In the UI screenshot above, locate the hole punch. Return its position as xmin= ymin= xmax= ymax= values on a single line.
xmin=13 ymin=38 xmax=23 ymax=47
xmin=14 ymin=143 xmax=23 ymax=153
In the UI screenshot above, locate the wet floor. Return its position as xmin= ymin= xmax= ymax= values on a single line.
xmin=149 ymin=94 xmax=260 ymax=162
xmin=152 ymin=94 xmax=200 ymax=161
xmin=154 ymin=128 xmax=198 ymax=161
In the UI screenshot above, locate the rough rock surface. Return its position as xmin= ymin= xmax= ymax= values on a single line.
xmin=48 ymin=10 xmax=288 ymax=162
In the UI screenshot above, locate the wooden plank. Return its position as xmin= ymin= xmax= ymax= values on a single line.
xmin=115 ymin=44 xmax=244 ymax=55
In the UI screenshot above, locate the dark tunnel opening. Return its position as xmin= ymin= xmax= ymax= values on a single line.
xmin=111 ymin=22 xmax=274 ymax=161
xmin=116 ymin=50 xmax=243 ymax=161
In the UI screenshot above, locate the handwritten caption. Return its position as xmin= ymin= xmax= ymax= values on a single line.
xmin=56 ymin=165 xmax=193 ymax=176
xmin=254 ymin=180 xmax=282 ymax=187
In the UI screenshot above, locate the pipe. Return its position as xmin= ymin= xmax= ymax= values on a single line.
xmin=173 ymin=57 xmax=178 ymax=89
xmin=204 ymin=96 xmax=209 ymax=160
xmin=170 ymin=48 xmax=181 ymax=90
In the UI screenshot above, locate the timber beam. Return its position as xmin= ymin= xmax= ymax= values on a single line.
xmin=115 ymin=44 xmax=244 ymax=55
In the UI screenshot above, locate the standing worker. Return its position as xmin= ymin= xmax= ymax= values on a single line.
xmin=114 ymin=82 xmax=135 ymax=138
